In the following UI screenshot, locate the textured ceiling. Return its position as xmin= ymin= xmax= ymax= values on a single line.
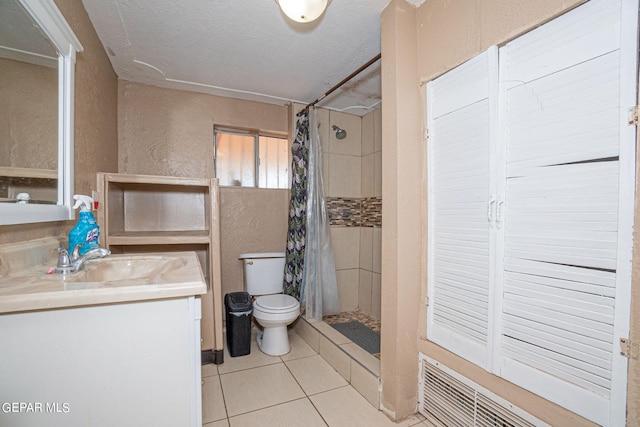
xmin=81 ymin=0 xmax=424 ymax=116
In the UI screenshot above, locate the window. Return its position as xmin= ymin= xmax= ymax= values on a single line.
xmin=425 ymin=0 xmax=637 ymax=425
xmin=213 ymin=128 xmax=289 ymax=188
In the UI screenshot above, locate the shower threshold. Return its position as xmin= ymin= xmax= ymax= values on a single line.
xmin=293 ymin=312 xmax=381 ymax=409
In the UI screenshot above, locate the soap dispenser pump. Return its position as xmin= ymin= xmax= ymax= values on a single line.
xmin=68 ymin=195 xmax=100 ymax=256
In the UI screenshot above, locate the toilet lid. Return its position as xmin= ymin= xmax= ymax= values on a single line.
xmin=254 ymin=294 xmax=300 ymax=312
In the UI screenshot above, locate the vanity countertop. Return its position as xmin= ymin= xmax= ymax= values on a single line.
xmin=0 ymin=245 xmax=207 ymax=314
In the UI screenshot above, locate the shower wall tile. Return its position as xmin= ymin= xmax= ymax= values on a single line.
xmin=359 ymin=227 xmax=373 ymax=271
xmin=374 ymin=151 xmax=382 ymax=197
xmin=322 ymin=150 xmax=331 ymax=196
xmin=317 ymin=108 xmax=330 ymax=154
xmin=374 ymin=108 xmax=382 ymax=153
xmin=326 ymin=197 xmax=381 ymax=228
xmin=329 ymin=111 xmax=361 ymax=157
xmin=359 ymin=269 xmax=373 ymax=316
xmin=327 ymin=198 xmax=361 ymax=227
xmin=328 ymin=154 xmax=361 ymax=198
xmin=336 ymin=269 xmax=359 ymax=312
xmin=372 ymin=227 xmax=382 ymax=274
xmin=372 ymin=273 xmax=381 ymax=321
xmin=361 ymin=197 xmax=382 ymax=227
xmin=350 ymin=359 xmax=381 ymax=409
xmin=293 ymin=318 xmax=321 ymax=353
xmin=341 ymin=343 xmax=380 ymax=376
xmin=314 ymin=321 xmax=353 ymax=345
xmin=361 ymin=110 xmax=375 ymax=157
xmin=331 ymin=227 xmax=360 ymax=270
xmin=361 ymin=153 xmax=375 ymax=197
xmin=318 ymin=335 xmax=351 ymax=382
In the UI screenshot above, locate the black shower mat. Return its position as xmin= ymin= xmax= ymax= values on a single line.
xmin=330 ymin=320 xmax=380 ymax=354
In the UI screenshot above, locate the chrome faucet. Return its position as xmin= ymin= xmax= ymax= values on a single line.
xmin=55 ymin=244 xmax=111 ymax=274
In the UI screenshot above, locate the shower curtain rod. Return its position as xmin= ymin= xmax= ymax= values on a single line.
xmin=299 ymin=53 xmax=381 ymax=114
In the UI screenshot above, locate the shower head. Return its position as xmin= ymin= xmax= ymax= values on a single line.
xmin=332 ymin=125 xmax=347 ymax=140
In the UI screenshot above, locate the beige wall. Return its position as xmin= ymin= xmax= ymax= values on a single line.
xmin=382 ymin=0 xmax=638 ymax=426
xmin=380 ymin=0 xmax=422 ymax=420
xmin=117 ymin=82 xmax=291 ymax=298
xmin=219 ymin=187 xmax=289 ymax=296
xmin=0 ymin=0 xmax=118 ymax=245
xmin=118 ymin=81 xmax=289 ymax=178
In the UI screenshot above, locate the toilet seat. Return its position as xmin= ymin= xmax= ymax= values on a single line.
xmin=254 ymin=294 xmax=299 ymax=313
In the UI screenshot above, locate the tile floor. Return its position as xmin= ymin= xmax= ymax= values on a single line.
xmin=202 ymin=330 xmax=428 ymax=427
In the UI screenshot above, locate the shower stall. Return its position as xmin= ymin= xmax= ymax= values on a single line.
xmin=283 ymin=54 xmax=383 ymax=356
xmin=312 ymin=107 xmax=383 ymax=352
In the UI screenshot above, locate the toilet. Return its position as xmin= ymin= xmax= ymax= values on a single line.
xmin=239 ymin=252 xmax=300 ymax=356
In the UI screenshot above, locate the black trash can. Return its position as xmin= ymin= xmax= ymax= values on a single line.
xmin=225 ymin=292 xmax=253 ymax=357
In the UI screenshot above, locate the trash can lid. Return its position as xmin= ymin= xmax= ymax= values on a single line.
xmin=225 ymin=292 xmax=252 ymax=311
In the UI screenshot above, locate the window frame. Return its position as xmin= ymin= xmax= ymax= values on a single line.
xmin=213 ymin=126 xmax=289 ymax=189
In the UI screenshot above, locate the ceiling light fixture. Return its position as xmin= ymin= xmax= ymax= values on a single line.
xmin=276 ymin=0 xmax=331 ymax=23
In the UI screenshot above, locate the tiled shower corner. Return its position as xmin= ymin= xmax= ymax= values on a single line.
xmin=293 ymin=316 xmax=381 ymax=409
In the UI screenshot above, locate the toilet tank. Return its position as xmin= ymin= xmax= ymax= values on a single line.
xmin=239 ymin=252 xmax=286 ymax=296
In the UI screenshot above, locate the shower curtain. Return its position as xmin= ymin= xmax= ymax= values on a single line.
xmin=283 ymin=111 xmax=309 ymax=301
xmin=284 ymin=108 xmax=340 ymax=319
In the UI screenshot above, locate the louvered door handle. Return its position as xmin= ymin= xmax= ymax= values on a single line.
xmin=496 ymin=200 xmax=505 ymax=229
xmin=487 ymin=197 xmax=497 ymax=227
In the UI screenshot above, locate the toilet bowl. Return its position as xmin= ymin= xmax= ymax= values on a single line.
xmin=239 ymin=253 xmax=300 ymax=356
xmin=253 ymin=294 xmax=300 ymax=355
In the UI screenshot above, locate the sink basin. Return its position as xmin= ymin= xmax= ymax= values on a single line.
xmin=0 ymin=250 xmax=207 ymax=314
xmin=78 ymin=256 xmax=187 ymax=282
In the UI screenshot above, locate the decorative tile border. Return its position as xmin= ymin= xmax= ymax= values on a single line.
xmin=326 ymin=196 xmax=381 ymax=227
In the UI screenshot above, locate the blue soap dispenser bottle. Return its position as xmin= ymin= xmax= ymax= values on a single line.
xmin=68 ymin=195 xmax=100 ymax=255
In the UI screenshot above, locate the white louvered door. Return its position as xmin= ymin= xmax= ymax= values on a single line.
xmin=497 ymin=0 xmax=636 ymax=425
xmin=426 ymin=47 xmax=498 ymax=369
xmin=426 ymin=0 xmax=637 ymax=425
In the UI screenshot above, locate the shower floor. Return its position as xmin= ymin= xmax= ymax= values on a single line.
xmin=323 ymin=310 xmax=381 ymax=358
xmin=323 ymin=310 xmax=381 ymax=333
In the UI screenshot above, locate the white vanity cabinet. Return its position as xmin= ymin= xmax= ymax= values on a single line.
xmin=96 ymin=173 xmax=224 ymax=364
xmin=0 ymin=296 xmax=202 ymax=427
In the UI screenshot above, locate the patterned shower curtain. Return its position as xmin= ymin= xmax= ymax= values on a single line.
xmin=283 ymin=108 xmax=339 ymax=319
xmin=283 ymin=111 xmax=310 ymax=300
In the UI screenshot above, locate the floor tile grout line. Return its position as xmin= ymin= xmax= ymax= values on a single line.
xmin=218 ymin=359 xmax=306 ymax=420
xmin=281 ymin=354 xmax=350 ymax=399
xmin=217 ymin=370 xmax=230 ymax=424
xmin=217 ymin=358 xmax=281 ymax=376
xmin=205 ymin=330 xmax=349 ymax=426
xmin=225 ymin=395 xmax=312 ymax=420
xmin=307 ymin=385 xmax=354 ymax=427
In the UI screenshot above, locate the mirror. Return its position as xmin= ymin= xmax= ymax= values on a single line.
xmin=0 ymin=0 xmax=83 ymax=225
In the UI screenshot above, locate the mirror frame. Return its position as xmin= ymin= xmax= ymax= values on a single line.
xmin=0 ymin=0 xmax=83 ymax=225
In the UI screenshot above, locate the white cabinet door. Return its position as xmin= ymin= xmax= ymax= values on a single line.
xmin=0 ymin=297 xmax=202 ymax=427
xmin=426 ymin=47 xmax=499 ymax=369
xmin=498 ymin=0 xmax=636 ymax=425
xmin=426 ymin=0 xmax=637 ymax=424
